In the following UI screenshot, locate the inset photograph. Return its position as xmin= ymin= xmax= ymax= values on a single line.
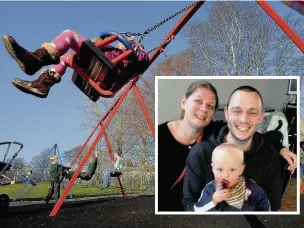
xmin=156 ymin=76 xmax=299 ymax=215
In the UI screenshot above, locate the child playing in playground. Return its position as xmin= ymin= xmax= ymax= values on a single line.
xmin=2 ymin=29 xmax=150 ymax=98
xmin=194 ymin=143 xmax=271 ymax=212
xmin=44 ymin=155 xmax=70 ymax=204
xmin=110 ymin=150 xmax=124 ymax=177
xmin=67 ymin=152 xmax=98 ymax=181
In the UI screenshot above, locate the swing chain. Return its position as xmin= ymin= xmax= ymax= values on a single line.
xmin=139 ymin=1 xmax=199 ymax=43
xmin=120 ymin=32 xmax=142 ymax=37
xmin=120 ymin=1 xmax=199 ymax=43
xmin=147 ymin=36 xmax=175 ymax=54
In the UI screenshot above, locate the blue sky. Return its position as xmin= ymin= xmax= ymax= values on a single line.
xmin=0 ymin=1 xmax=301 ymax=163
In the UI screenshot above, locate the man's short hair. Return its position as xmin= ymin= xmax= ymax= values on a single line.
xmin=227 ymin=86 xmax=264 ymax=110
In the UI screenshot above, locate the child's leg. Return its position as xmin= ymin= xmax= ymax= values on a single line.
xmin=49 ymin=53 xmax=70 ymax=77
xmin=54 ymin=181 xmax=60 ymax=201
xmin=50 ymin=29 xmax=85 ymax=56
xmin=11 ymin=69 xmax=61 ymax=98
xmin=11 ymin=48 xmax=77 ymax=98
xmin=79 ymin=173 xmax=92 ymax=181
xmin=67 ymin=170 xmax=84 ymax=180
xmin=44 ymin=182 xmax=55 ymax=203
xmin=2 ymin=29 xmax=85 ymax=76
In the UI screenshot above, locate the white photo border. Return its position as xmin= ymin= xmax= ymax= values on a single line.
xmin=155 ymin=75 xmax=300 ymax=215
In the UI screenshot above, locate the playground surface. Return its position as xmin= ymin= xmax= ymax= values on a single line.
xmin=1 ymin=194 xmax=303 ymax=228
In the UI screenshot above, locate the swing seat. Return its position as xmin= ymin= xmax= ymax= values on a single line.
xmin=16 ymin=174 xmax=36 ymax=186
xmin=0 ymin=162 xmax=11 ymax=172
xmin=71 ymin=31 xmax=137 ymax=102
xmin=72 ymin=39 xmax=116 ymax=102
xmin=110 ymin=171 xmax=122 ymax=177
xmin=1 ymin=162 xmax=11 ymax=186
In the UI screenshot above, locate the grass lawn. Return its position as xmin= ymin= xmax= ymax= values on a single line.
xmin=0 ymin=182 xmax=123 ymax=200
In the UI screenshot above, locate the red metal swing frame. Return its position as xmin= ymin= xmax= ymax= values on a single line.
xmin=50 ymin=0 xmax=303 ymax=216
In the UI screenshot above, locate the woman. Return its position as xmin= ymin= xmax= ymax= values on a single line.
xmin=157 ymin=80 xmax=296 ymax=211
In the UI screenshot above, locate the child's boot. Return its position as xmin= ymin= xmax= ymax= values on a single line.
xmin=2 ymin=34 xmax=60 ymax=75
xmin=11 ymin=69 xmax=61 ymax=98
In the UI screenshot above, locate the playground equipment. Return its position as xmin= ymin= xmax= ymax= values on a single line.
xmin=71 ymin=33 xmax=140 ymax=102
xmin=13 ymin=173 xmax=37 ymax=201
xmin=0 ymin=141 xmax=23 ymax=214
xmin=41 ymin=0 xmax=302 ymax=216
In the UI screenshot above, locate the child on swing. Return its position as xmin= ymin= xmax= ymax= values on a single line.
xmin=2 ymin=29 xmax=150 ymax=98
xmin=67 ymin=152 xmax=98 ymax=181
xmin=103 ymin=150 xmax=124 ymax=188
xmin=110 ymin=149 xmax=124 ymax=177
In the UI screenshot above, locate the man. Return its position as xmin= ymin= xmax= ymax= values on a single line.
xmin=183 ymin=86 xmax=283 ymax=211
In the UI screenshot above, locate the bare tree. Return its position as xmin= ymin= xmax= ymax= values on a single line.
xmin=152 ymin=50 xmax=194 ymax=76
xmin=29 ymin=147 xmax=59 ymax=182
xmin=10 ymin=157 xmax=27 ymax=170
xmin=62 ymin=145 xmax=86 ymax=166
xmin=153 ymin=1 xmax=304 ymax=76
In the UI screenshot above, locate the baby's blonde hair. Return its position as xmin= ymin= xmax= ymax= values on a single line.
xmin=212 ymin=143 xmax=244 ymax=166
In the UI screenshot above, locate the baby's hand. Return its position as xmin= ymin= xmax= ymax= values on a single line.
xmin=212 ymin=188 xmax=230 ymax=205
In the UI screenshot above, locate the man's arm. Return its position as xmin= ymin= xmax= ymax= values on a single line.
xmin=263 ymin=131 xmax=284 ymax=152
xmin=182 ymin=143 xmax=212 ymax=211
xmin=264 ymin=131 xmax=297 ymax=174
xmin=262 ymin=144 xmax=283 ymax=211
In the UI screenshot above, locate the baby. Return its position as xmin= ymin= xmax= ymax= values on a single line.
xmin=194 ymin=143 xmax=271 ymax=211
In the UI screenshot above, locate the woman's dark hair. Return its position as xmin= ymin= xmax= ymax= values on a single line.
xmin=180 ymin=81 xmax=219 ymax=119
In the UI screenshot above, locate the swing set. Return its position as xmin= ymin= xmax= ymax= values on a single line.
xmin=49 ymin=0 xmax=303 ymax=216
xmin=0 ymin=141 xmax=23 ymax=214
xmin=13 ymin=173 xmax=37 ymax=201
